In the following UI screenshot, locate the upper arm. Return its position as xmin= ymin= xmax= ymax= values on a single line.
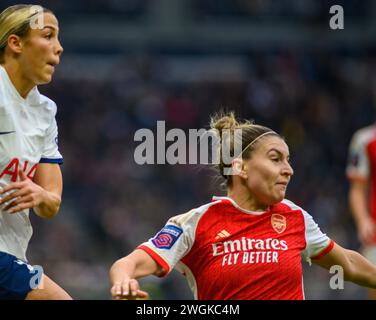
xmin=349 ymin=178 xmax=368 ymax=194
xmin=313 ymin=242 xmax=351 ymax=272
xmin=348 ymin=178 xmax=369 ymax=220
xmin=33 ymin=163 xmax=63 ymax=196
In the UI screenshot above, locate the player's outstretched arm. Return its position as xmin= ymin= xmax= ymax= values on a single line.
xmin=313 ymin=242 xmax=376 ymax=288
xmin=110 ymin=249 xmax=164 ymax=300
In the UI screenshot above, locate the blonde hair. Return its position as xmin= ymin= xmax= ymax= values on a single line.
xmin=210 ymin=111 xmax=279 ymax=187
xmin=0 ymin=4 xmax=52 ymax=64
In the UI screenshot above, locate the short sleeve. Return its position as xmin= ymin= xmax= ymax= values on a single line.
xmin=301 ymin=211 xmax=334 ymax=264
xmin=346 ymin=130 xmax=369 ymax=180
xmin=40 ymin=112 xmax=63 ymax=164
xmin=137 ymin=211 xmax=198 ymax=277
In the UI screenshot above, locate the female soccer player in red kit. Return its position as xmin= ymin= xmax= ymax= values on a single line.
xmin=110 ymin=113 xmax=376 ymax=300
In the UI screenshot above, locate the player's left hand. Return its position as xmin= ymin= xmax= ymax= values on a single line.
xmin=111 ymin=279 xmax=149 ymax=300
xmin=0 ymin=170 xmax=46 ymax=214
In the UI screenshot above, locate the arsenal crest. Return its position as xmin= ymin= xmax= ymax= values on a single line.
xmin=271 ymin=214 xmax=286 ymax=234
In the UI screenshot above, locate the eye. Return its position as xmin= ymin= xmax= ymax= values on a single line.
xmin=43 ymin=32 xmax=53 ymax=40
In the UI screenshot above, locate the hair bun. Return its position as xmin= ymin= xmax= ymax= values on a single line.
xmin=210 ymin=111 xmax=238 ymax=133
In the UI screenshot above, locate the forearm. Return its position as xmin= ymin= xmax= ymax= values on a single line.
xmin=110 ymin=252 xmax=156 ymax=299
xmin=345 ymin=249 xmax=376 ymax=288
xmin=110 ymin=257 xmax=138 ymax=285
xmin=33 ymin=190 xmax=61 ymax=219
xmin=110 ymin=250 xmax=162 ymax=286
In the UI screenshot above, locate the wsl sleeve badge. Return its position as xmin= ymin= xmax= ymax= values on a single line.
xmin=151 ymin=225 xmax=183 ymax=249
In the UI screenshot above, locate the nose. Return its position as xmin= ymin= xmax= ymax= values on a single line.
xmin=55 ymin=39 xmax=64 ymax=57
xmin=282 ymin=161 xmax=294 ymax=177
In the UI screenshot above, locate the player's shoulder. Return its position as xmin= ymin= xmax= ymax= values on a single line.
xmin=168 ymin=198 xmax=222 ymax=227
xmin=37 ymin=93 xmax=58 ymax=115
xmin=280 ymin=199 xmax=316 ymax=223
xmin=279 ymin=199 xmax=307 ymax=214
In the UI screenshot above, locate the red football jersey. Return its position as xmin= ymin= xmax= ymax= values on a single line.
xmin=138 ymin=197 xmax=333 ymax=300
xmin=347 ymin=124 xmax=376 ymax=243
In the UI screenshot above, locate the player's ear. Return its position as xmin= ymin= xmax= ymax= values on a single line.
xmin=7 ymin=34 xmax=23 ymax=54
xmin=232 ymin=158 xmax=247 ymax=179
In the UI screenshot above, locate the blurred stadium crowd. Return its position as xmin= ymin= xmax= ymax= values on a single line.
xmin=2 ymin=0 xmax=376 ymax=299
xmin=1 ymin=0 xmax=369 ymax=19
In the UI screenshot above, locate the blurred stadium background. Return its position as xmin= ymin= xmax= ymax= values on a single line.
xmin=3 ymin=0 xmax=376 ymax=299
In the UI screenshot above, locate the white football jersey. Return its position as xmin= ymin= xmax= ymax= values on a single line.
xmin=0 ymin=65 xmax=63 ymax=261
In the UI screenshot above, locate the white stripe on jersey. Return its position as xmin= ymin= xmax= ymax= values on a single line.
xmin=176 ymin=261 xmax=198 ymax=300
xmin=282 ymin=199 xmax=331 ymax=262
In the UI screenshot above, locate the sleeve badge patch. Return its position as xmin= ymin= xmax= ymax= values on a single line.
xmin=152 ymin=225 xmax=183 ymax=249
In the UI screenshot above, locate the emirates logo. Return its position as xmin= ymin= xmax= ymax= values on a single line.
xmin=271 ymin=214 xmax=286 ymax=234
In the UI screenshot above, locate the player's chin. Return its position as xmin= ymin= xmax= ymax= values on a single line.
xmin=38 ymin=73 xmax=53 ymax=84
xmin=271 ymin=190 xmax=286 ymax=204
xmin=277 ymin=185 xmax=287 ymax=196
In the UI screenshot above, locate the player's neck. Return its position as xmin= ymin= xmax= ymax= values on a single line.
xmin=2 ymin=61 xmax=35 ymax=98
xmin=227 ymin=188 xmax=270 ymax=212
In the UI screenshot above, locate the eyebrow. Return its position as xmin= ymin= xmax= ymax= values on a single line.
xmin=41 ymin=26 xmax=58 ymax=32
xmin=267 ymin=148 xmax=290 ymax=158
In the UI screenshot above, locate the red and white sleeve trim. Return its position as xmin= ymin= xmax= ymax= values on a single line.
xmin=137 ymin=244 xmax=170 ymax=277
xmin=311 ymin=239 xmax=335 ymax=260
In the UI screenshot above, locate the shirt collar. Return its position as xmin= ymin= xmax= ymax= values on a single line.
xmin=212 ymin=196 xmax=269 ymax=215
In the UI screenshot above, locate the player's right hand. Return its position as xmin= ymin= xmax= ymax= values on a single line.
xmin=111 ymin=279 xmax=149 ymax=300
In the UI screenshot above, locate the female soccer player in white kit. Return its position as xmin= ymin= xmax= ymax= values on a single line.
xmin=0 ymin=4 xmax=71 ymax=299
xmin=110 ymin=113 xmax=376 ymax=300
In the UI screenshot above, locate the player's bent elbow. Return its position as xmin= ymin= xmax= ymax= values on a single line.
xmin=34 ymin=189 xmax=62 ymax=219
xmin=48 ymin=200 xmax=61 ymax=218
xmin=35 ymin=198 xmax=61 ymax=219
